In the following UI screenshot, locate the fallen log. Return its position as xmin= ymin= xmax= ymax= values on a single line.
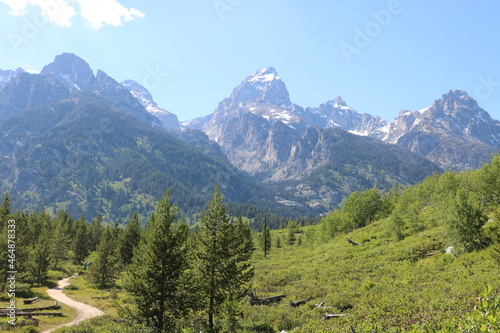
xmin=91 ymin=296 xmax=109 ymax=300
xmin=290 ymin=298 xmax=311 ymax=307
xmin=321 ymin=313 xmax=348 ymax=320
xmin=424 ymin=251 xmax=440 ymax=256
xmin=346 ymin=238 xmax=359 ymax=246
xmin=248 ymin=292 xmax=286 ymax=305
xmin=23 ymin=297 xmax=39 ymax=305
xmin=261 ymin=295 xmax=286 ymax=305
xmin=0 ymin=303 xmax=61 ymax=312
xmin=0 ymin=312 xmax=63 ymax=317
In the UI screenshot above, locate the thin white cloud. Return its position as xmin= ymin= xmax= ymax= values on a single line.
xmin=0 ymin=0 xmax=144 ymax=28
xmin=31 ymin=0 xmax=76 ymax=27
xmin=75 ymin=0 xmax=145 ymax=29
xmin=0 ymin=0 xmax=29 ymax=15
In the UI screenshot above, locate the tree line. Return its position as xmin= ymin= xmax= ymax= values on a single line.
xmin=319 ymin=155 xmax=500 ymax=253
xmin=0 ymin=186 xmax=255 ymax=333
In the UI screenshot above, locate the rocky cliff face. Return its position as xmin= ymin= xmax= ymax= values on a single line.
xmin=28 ymin=53 xmax=162 ymax=128
xmin=179 ymin=67 xmax=443 ymax=210
xmin=184 ymin=67 xmax=499 ymax=171
xmin=382 ymin=90 xmax=500 ymax=169
xmin=122 ymin=79 xmax=180 ymax=130
xmin=0 ymin=68 xmax=24 ymax=87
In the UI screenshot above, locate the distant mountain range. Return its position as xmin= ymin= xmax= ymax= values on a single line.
xmin=182 ymin=67 xmax=500 ymax=171
xmin=0 ymin=53 xmax=497 ymax=222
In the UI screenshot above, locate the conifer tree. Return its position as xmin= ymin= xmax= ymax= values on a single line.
xmin=261 ymin=217 xmax=271 ymax=257
xmin=194 ymin=186 xmax=254 ymax=332
xmin=89 ymin=214 xmax=104 ymax=251
xmin=123 ymin=190 xmax=191 ymax=332
xmin=73 ymin=216 xmax=90 ymax=264
xmin=119 ymin=212 xmax=142 ymax=266
xmin=29 ymin=228 xmax=51 ymax=286
xmin=0 ymin=193 xmax=11 ymax=230
xmin=88 ymin=227 xmax=120 ymax=288
xmin=51 ymin=215 xmax=69 ymax=270
xmin=235 ymin=215 xmax=254 ymax=257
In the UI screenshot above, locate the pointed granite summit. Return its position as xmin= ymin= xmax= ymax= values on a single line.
xmin=40 ymin=53 xmax=97 ymax=91
xmin=220 ymin=67 xmax=292 ymax=111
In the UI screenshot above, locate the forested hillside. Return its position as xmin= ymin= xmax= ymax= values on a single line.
xmin=1 ymin=157 xmax=499 ymax=332
xmin=0 ymin=94 xmax=317 ymax=222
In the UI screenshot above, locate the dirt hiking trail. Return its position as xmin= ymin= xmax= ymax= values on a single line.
xmin=42 ymin=274 xmax=105 ymax=333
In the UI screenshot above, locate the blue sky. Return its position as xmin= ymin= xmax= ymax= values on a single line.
xmin=1 ymin=0 xmax=499 ymax=121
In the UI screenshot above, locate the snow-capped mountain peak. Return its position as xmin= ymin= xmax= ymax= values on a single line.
xmin=223 ymin=67 xmax=292 ymax=109
xmin=122 ymin=79 xmax=180 ymax=130
xmin=248 ymin=67 xmax=279 ymax=83
xmin=330 ymin=96 xmax=347 ymax=108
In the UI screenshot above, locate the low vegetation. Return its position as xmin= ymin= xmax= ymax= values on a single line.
xmin=1 ymin=157 xmax=500 ymax=332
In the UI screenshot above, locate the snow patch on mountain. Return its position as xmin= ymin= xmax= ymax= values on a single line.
xmin=0 ymin=68 xmax=25 ymax=87
xmin=122 ymin=79 xmax=180 ymax=130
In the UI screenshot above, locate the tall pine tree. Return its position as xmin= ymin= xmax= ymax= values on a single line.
xmin=119 ymin=212 xmax=142 ymax=266
xmin=194 ymin=186 xmax=254 ymax=332
xmin=29 ymin=228 xmax=51 ymax=286
xmin=51 ymin=211 xmax=71 ymax=269
xmin=73 ymin=216 xmax=90 ymax=265
xmin=88 ymin=227 xmax=120 ymax=288
xmin=260 ymin=217 xmax=271 ymax=257
xmin=123 ymin=190 xmax=192 ymax=332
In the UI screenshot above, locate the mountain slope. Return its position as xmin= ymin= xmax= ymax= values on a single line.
xmin=122 ymin=79 xmax=180 ymax=130
xmin=181 ymin=67 xmax=442 ymax=209
xmin=0 ymin=95 xmax=276 ymax=221
xmin=382 ymin=90 xmax=500 ymax=169
xmin=28 ymin=52 xmax=163 ymax=128
xmin=268 ymin=127 xmax=441 ymax=209
xmin=183 ymin=66 xmax=500 ymax=171
xmin=0 ymin=68 xmax=24 ymax=87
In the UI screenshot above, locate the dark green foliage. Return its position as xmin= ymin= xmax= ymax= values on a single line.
xmin=0 ymin=193 xmax=11 ymax=228
xmin=51 ymin=211 xmax=71 ymax=269
xmin=0 ymin=96 xmax=280 ymax=223
xmin=194 ymin=186 xmax=254 ymax=332
xmin=73 ymin=215 xmax=90 ymax=264
xmin=260 ymin=219 xmax=271 ymax=257
xmin=89 ymin=214 xmax=104 ymax=252
xmin=29 ymin=228 xmax=51 ymax=286
xmin=119 ymin=212 xmax=142 ymax=266
xmin=88 ymin=227 xmax=120 ymax=288
xmin=123 ymin=190 xmax=192 ymax=332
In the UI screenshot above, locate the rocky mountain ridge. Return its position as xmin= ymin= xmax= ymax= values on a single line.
xmin=0 ymin=54 xmax=495 ymax=218
xmin=122 ymin=79 xmax=180 ymax=130
xmin=182 ymin=68 xmax=500 ymax=170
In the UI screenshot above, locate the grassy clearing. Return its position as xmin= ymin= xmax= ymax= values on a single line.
xmin=61 ymin=274 xmax=126 ymax=317
xmin=0 ymin=286 xmax=77 ymax=333
xmin=244 ymin=222 xmax=500 ymax=332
